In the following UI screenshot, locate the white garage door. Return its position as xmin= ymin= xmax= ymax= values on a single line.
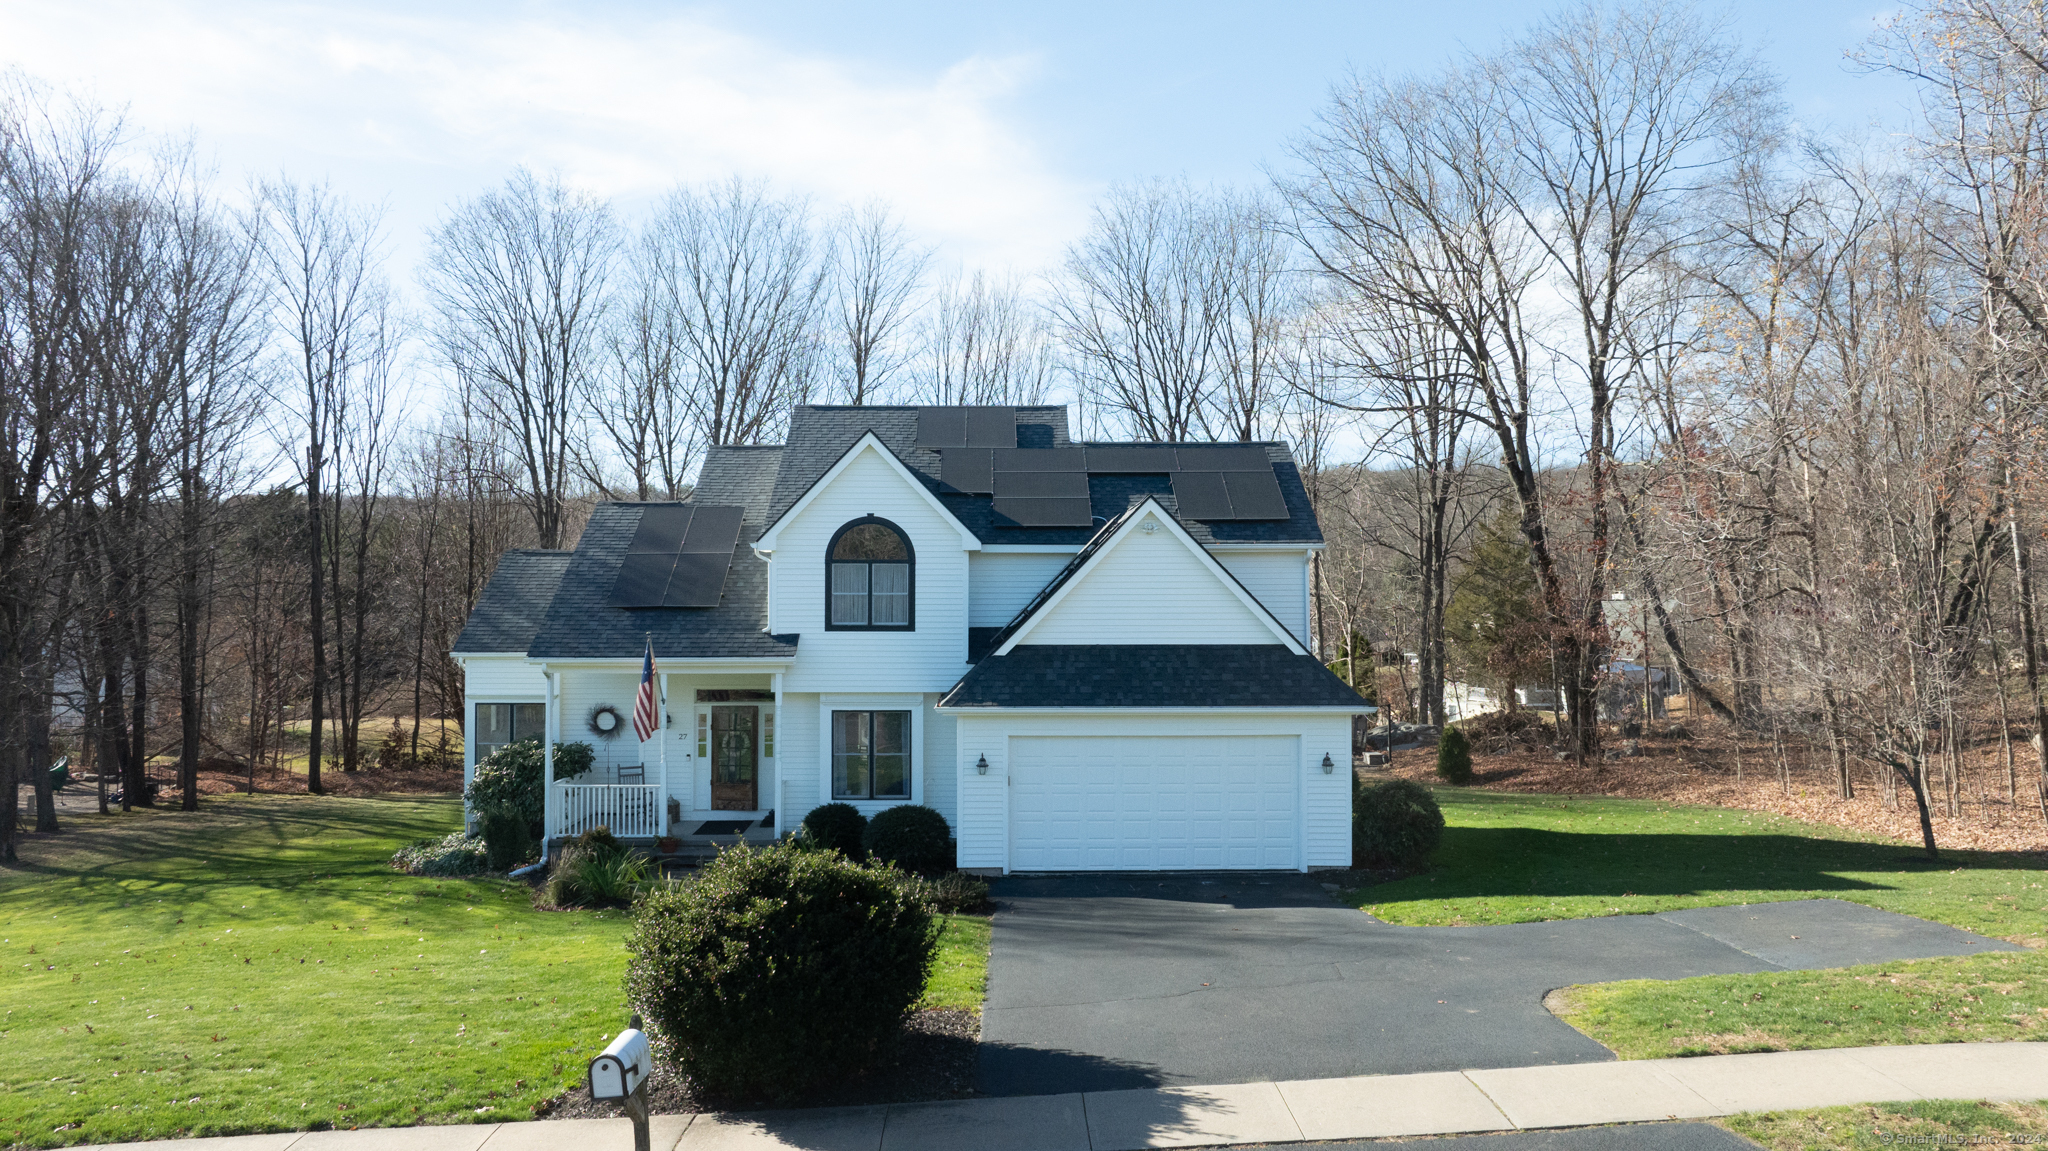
xmin=1008 ymin=735 xmax=1300 ymax=871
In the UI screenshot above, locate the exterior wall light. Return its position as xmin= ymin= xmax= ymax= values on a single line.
xmin=977 ymin=754 xmax=989 ymax=775
xmin=1321 ymin=753 xmax=1335 ymax=774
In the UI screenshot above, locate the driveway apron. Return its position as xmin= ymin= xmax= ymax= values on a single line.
xmin=975 ymin=874 xmax=2018 ymax=1097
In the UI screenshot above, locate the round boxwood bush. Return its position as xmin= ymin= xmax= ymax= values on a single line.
xmin=800 ymin=802 xmax=869 ymax=860
xmin=862 ymin=804 xmax=951 ymax=874
xmin=1353 ymin=777 xmax=1445 ymax=870
xmin=1435 ymin=726 xmax=1474 ymax=785
xmin=625 ymin=842 xmax=938 ymax=1106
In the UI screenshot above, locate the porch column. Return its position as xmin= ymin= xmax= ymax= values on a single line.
xmin=772 ymin=671 xmax=784 ymax=838
xmin=659 ymin=672 xmax=671 ymax=836
xmin=542 ymin=668 xmax=558 ymax=850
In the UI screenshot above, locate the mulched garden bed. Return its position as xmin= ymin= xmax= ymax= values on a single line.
xmin=536 ymin=1008 xmax=980 ymax=1119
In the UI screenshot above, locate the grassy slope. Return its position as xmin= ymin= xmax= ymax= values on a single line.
xmin=1345 ymin=789 xmax=2048 ymax=1060
xmin=1 ymin=796 xmax=990 ymax=1149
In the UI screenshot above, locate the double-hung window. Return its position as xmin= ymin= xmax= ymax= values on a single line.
xmin=831 ymin=710 xmax=911 ymax=799
xmin=827 ymin=517 xmax=913 ymax=629
xmin=475 ymin=702 xmax=544 ymax=762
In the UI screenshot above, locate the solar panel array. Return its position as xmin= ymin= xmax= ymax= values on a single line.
xmin=610 ymin=504 xmax=746 ymax=608
xmin=915 ymin=406 xmax=1017 ymax=448
xmin=914 ymin=407 xmax=1291 ymax=525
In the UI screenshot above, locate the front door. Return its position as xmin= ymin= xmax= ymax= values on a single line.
xmin=710 ymin=705 xmax=758 ymax=810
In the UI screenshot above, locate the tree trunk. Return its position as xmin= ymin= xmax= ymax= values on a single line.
xmin=307 ymin=443 xmax=326 ymax=795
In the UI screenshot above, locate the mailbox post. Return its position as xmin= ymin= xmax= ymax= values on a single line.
xmin=588 ymin=1014 xmax=652 ymax=1151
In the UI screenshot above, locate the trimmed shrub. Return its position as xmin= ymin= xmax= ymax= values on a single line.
xmin=799 ymin=802 xmax=868 ymax=860
xmin=626 ymin=842 xmax=938 ymax=1106
xmin=1353 ymin=777 xmax=1445 ymax=870
xmin=464 ymin=740 xmax=599 ymax=834
xmin=392 ymin=832 xmax=489 ymax=877
xmin=465 ymin=740 xmax=545 ymax=828
xmin=481 ymin=812 xmax=533 ymax=871
xmin=574 ymin=825 xmax=624 ymax=854
xmin=553 ymin=740 xmax=595 ymax=780
xmin=863 ymin=805 xmax=952 ymax=874
xmin=1435 ymin=727 xmax=1474 ymax=785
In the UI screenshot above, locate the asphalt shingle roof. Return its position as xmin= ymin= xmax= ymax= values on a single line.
xmin=691 ymin=446 xmax=783 ymax=522
xmin=766 ymin=406 xmax=1325 ymax=547
xmin=526 ymin=503 xmax=798 ymax=661
xmin=452 ymin=550 xmax=573 ymax=654
xmin=467 ymin=404 xmax=1325 ymax=663
xmin=938 ymin=645 xmax=1369 ymax=709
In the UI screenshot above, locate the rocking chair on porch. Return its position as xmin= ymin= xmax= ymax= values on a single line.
xmin=615 ymin=763 xmax=646 ymax=785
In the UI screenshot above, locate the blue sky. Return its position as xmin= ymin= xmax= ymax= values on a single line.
xmin=0 ymin=0 xmax=1919 ymax=279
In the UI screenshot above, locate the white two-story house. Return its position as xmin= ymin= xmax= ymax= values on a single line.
xmin=450 ymin=404 xmax=1364 ymax=872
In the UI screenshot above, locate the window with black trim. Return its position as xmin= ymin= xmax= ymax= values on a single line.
xmin=826 ymin=517 xmax=914 ymax=629
xmin=831 ymin=710 xmax=911 ymax=799
xmin=475 ymin=702 xmax=544 ymax=762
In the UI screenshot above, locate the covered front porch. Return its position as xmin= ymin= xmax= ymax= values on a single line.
xmin=539 ymin=659 xmax=793 ymax=848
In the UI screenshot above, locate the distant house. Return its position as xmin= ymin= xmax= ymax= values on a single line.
xmin=451 ymin=405 xmax=1364 ymax=873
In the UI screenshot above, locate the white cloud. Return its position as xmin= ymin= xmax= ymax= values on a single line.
xmin=0 ymin=0 xmax=1091 ymax=274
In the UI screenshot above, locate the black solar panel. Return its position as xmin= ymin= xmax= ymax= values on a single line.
xmin=992 ymin=497 xmax=1095 ymax=527
xmin=1174 ymin=445 xmax=1272 ymax=471
xmin=628 ymin=505 xmax=693 ymax=553
xmin=992 ymin=470 xmax=1090 ymax=499
xmin=994 ymin=447 xmax=1086 ymax=472
xmin=678 ymin=504 xmax=744 ymax=552
xmin=1170 ymin=472 xmax=1234 ymax=520
xmin=664 ymin=553 xmax=730 ymax=608
xmin=940 ymin=448 xmax=995 ymax=494
xmin=613 ymin=502 xmax=748 ymax=607
xmin=965 ymin=406 xmax=1018 ymax=447
xmin=1083 ymin=446 xmax=1178 ymax=473
xmin=1222 ymin=470 xmax=1290 ymax=520
xmin=915 ymin=407 xmax=968 ymax=447
xmin=610 ymin=553 xmax=677 ymax=606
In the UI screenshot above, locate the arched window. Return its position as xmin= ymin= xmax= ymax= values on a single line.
xmin=827 ymin=517 xmax=914 ymax=629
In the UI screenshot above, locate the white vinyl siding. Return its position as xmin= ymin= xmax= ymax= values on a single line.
xmin=767 ymin=447 xmax=969 ymax=690
xmin=1013 ymin=526 xmax=1278 ymax=647
xmin=968 ymin=552 xmax=1072 ymax=627
xmin=1215 ymin=550 xmax=1312 ymax=645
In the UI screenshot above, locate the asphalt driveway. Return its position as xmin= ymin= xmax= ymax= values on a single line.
xmin=976 ymin=873 xmax=2019 ymax=1097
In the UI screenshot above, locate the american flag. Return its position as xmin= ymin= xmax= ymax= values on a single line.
xmin=633 ymin=639 xmax=660 ymax=742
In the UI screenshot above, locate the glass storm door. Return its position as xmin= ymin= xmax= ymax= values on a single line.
xmin=710 ymin=706 xmax=758 ymax=810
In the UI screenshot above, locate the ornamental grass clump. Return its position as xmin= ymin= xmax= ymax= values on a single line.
xmin=544 ymin=826 xmax=650 ymax=908
xmin=626 ymin=841 xmax=938 ymax=1106
xmin=862 ymin=804 xmax=952 ymax=874
xmin=1353 ymin=777 xmax=1446 ymax=870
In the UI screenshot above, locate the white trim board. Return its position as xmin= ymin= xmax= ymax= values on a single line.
xmin=994 ymin=498 xmax=1306 ymax=656
xmin=754 ymin=433 xmax=981 ymax=554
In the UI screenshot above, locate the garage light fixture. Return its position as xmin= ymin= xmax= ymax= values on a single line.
xmin=976 ymin=754 xmax=989 ymax=775
xmin=1321 ymin=753 xmax=1334 ymax=773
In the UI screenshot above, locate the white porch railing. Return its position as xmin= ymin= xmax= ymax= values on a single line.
xmin=556 ymin=784 xmax=663 ymax=839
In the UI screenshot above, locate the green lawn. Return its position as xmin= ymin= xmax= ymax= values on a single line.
xmin=1719 ymin=1098 xmax=2048 ymax=1150
xmin=1344 ymin=789 xmax=2048 ymax=1060
xmin=0 ymin=795 xmax=991 ymax=1149
xmin=922 ymin=915 xmax=992 ymax=1011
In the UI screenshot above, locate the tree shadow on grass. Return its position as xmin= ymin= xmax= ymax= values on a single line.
xmin=1366 ymin=826 xmax=1970 ymax=907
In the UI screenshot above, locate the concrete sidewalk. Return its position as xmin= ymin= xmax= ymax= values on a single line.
xmin=82 ymin=1042 xmax=2048 ymax=1151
